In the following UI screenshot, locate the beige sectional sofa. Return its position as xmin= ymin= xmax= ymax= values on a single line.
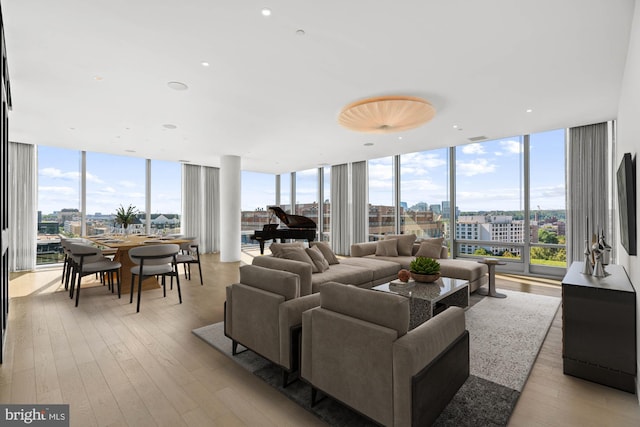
xmin=351 ymin=237 xmax=489 ymax=293
xmin=252 ymin=237 xmax=488 ymax=293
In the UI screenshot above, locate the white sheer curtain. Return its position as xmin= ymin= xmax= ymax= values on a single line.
xmin=182 ymin=164 xmax=220 ymax=253
xmin=567 ymin=122 xmax=610 ymax=263
xmin=330 ymin=163 xmax=350 ymax=255
xmin=8 ymin=142 xmax=36 ymax=271
xmin=351 ymin=161 xmax=368 ymax=245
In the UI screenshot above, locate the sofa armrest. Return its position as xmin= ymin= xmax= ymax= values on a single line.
xmin=252 ymin=256 xmax=314 ymax=296
xmin=278 ymin=293 xmax=321 ymax=369
xmin=351 ymin=241 xmax=377 ymax=257
xmin=392 ymin=307 xmax=466 ymax=427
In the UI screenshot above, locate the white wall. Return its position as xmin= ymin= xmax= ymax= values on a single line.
xmin=616 ymin=0 xmax=640 ymax=399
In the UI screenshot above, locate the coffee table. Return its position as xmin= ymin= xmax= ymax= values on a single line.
xmin=373 ymin=277 xmax=469 ymax=330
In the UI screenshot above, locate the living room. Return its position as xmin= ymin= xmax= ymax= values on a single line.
xmin=2 ymin=1 xmax=640 ymax=426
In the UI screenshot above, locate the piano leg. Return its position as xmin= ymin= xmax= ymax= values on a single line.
xmin=259 ymin=241 xmax=265 ymax=255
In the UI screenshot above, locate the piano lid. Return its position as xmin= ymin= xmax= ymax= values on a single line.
xmin=268 ymin=206 xmax=317 ymax=229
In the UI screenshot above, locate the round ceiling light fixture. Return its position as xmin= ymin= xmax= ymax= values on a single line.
xmin=262 ymin=8 xmax=272 ymax=16
xmin=163 ymin=124 xmax=177 ymax=129
xmin=338 ymin=95 xmax=435 ymax=133
xmin=167 ymin=81 xmax=189 ymax=91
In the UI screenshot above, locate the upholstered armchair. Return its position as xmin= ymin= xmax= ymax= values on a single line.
xmin=225 ymin=264 xmax=320 ymax=386
xmin=301 ymin=282 xmax=469 ymax=427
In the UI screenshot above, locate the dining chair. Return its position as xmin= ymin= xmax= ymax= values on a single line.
xmin=60 ymin=237 xmax=84 ymax=289
xmin=68 ymin=243 xmax=122 ymax=307
xmin=175 ymin=238 xmax=203 ymax=285
xmin=128 ymin=243 xmax=181 ymax=313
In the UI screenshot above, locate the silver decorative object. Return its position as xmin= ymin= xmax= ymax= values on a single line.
xmin=591 ymin=240 xmax=606 ymax=277
xmin=582 ymin=239 xmax=593 ymax=275
xmin=598 ymin=228 xmax=612 ymax=265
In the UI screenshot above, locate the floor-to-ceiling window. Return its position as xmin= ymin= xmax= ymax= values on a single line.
xmin=241 ymin=171 xmax=275 ymax=245
xmin=322 ymin=167 xmax=331 ymax=242
xmin=150 ymin=160 xmax=181 ymax=235
xmin=455 ymin=137 xmax=525 ymax=260
xmin=36 ymin=146 xmax=80 ymax=264
xmin=368 ymin=156 xmax=395 ymax=240
xmin=295 ymin=168 xmax=318 ymax=222
xmin=280 ymin=173 xmax=291 ymax=214
xmin=529 ymin=129 xmax=567 ymax=270
xmin=400 ymin=149 xmax=449 ymax=240
xmin=86 ymin=153 xmax=145 ymax=236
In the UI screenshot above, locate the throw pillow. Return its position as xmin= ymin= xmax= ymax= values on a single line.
xmin=376 ymin=239 xmax=398 ymax=257
xmin=279 ymin=247 xmax=319 ymax=273
xmin=269 ymin=242 xmax=305 ymax=258
xmin=310 ymin=241 xmax=340 ymax=265
xmin=306 ymin=246 xmax=330 ymax=273
xmin=415 ymin=239 xmax=444 ymax=259
xmin=384 ymin=234 xmax=417 ymax=256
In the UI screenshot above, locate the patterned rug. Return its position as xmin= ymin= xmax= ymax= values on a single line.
xmin=194 ymin=289 xmax=560 ymax=426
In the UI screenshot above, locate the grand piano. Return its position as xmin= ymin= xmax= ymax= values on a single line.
xmin=250 ymin=206 xmax=317 ymax=254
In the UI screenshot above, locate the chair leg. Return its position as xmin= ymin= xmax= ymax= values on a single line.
xmin=130 ymin=273 xmax=135 ymax=304
xmin=175 ymin=271 xmax=182 ymax=304
xmin=116 ymin=270 xmax=121 ymax=299
xmin=61 ymin=255 xmax=67 ymax=285
xmin=75 ymin=274 xmax=82 ymax=307
xmin=162 ymin=275 xmax=166 ymax=298
xmin=232 ymin=340 xmax=238 ymax=355
xmin=311 ymin=387 xmax=318 ymax=407
xmin=183 ymin=263 xmax=188 ymax=280
xmin=136 ymin=273 xmax=143 ymax=313
xmin=197 ymin=261 xmax=203 ymax=285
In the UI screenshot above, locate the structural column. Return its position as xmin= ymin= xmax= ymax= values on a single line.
xmin=220 ymin=155 xmax=241 ymax=262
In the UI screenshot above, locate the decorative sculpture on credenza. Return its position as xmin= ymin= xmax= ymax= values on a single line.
xmin=582 ymin=217 xmax=610 ymax=277
xmin=582 ymin=239 xmax=593 ymax=275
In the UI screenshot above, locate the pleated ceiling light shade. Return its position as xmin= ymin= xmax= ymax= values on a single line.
xmin=338 ymin=95 xmax=436 ymax=133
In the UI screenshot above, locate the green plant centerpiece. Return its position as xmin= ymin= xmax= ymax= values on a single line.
xmin=409 ymin=256 xmax=441 ymax=283
xmin=114 ymin=204 xmax=138 ymax=232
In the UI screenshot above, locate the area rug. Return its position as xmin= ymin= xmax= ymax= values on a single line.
xmin=193 ymin=289 xmax=560 ymax=426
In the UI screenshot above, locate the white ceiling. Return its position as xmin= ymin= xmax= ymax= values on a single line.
xmin=2 ymin=0 xmax=635 ymax=174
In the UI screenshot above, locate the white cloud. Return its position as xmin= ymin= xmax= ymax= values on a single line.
xmin=500 ymin=139 xmax=523 ymax=154
xmin=117 ymin=180 xmax=138 ymax=189
xmin=456 ymin=158 xmax=496 ymax=176
xmin=461 ymin=143 xmax=485 ymax=155
xmin=39 ymin=168 xmax=80 ymax=181
xmin=38 ymin=185 xmax=77 ymax=196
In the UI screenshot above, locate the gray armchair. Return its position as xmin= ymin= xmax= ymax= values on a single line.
xmin=301 ymin=282 xmax=469 ymax=427
xmin=224 ymin=264 xmax=320 ymax=386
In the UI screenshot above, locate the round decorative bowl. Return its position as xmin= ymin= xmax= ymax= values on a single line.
xmin=410 ymin=272 xmax=440 ymax=283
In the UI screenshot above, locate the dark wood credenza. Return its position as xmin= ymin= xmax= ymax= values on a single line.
xmin=562 ymin=261 xmax=637 ymax=393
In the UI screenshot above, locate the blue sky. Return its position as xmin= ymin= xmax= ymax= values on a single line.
xmin=38 ymin=128 xmax=565 ymax=215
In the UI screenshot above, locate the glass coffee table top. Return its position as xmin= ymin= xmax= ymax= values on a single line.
xmin=374 ymin=276 xmax=469 ymax=303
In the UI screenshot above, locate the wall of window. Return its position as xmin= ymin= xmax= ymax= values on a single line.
xmin=529 ymin=129 xmax=567 ymax=269
xmin=295 ymin=168 xmax=318 ymax=218
xmin=241 ymin=171 xmax=275 ymax=244
xmin=36 ymin=147 xmax=184 ymax=265
xmin=400 ymin=149 xmax=449 ymax=240
xmin=322 ymin=167 xmax=331 ymax=242
xmin=37 ymin=146 xmax=81 ymax=264
xmin=85 ymin=153 xmax=145 ymax=236
xmin=368 ymin=156 xmax=395 ymax=240
xmin=151 ymin=160 xmax=181 ymax=236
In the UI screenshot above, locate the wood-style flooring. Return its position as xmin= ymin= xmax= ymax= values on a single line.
xmin=1 ymin=252 xmax=639 ymax=426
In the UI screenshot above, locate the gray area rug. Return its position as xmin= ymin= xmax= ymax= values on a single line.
xmin=194 ymin=290 xmax=560 ymax=426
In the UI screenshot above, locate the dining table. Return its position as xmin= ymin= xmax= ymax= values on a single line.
xmin=84 ymin=234 xmax=192 ymax=293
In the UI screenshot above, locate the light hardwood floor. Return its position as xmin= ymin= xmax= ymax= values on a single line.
xmin=1 ymin=253 xmax=639 ymax=427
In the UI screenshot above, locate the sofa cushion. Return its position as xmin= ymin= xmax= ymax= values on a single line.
xmin=341 ymin=257 xmax=401 ymax=281
xmin=363 ymin=254 xmax=415 ymax=270
xmin=320 ymin=282 xmax=409 ymax=337
xmin=438 ymin=259 xmax=487 ymax=281
xmin=311 ymin=264 xmax=374 ymax=291
xmin=306 ymin=246 xmax=330 ymax=273
xmin=310 ymin=241 xmax=340 ymax=265
xmin=376 ymin=239 xmax=398 ymax=257
xmin=280 ymin=247 xmax=319 ymax=273
xmin=384 ymin=234 xmax=417 ymax=256
xmin=270 ymin=242 xmax=305 ymax=257
xmin=415 ymin=238 xmax=444 ymax=259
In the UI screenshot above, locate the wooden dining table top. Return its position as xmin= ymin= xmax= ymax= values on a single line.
xmin=84 ymin=235 xmax=192 ymax=249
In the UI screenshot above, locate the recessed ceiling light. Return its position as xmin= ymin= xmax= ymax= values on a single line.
xmin=163 ymin=124 xmax=177 ymax=129
xmin=398 ymin=136 xmax=403 ymax=140
xmin=526 ymin=109 xmax=533 ymax=113
xmin=296 ymin=29 xmax=305 ymax=36
xmin=125 ymin=149 xmax=136 ymax=153
xmin=167 ymin=81 xmax=188 ymax=91
xmin=69 ymin=127 xmax=75 ymax=131
xmin=364 ymin=142 xmax=374 ymax=146
xmin=201 ymin=62 xmax=210 ymax=67
xmin=453 ymin=124 xmax=459 ymax=129
xmin=262 ymin=8 xmax=272 ymax=16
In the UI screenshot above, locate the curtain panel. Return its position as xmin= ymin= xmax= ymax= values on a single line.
xmin=182 ymin=164 xmax=220 ymax=253
xmin=351 ymin=161 xmax=368 ymax=245
xmin=8 ymin=142 xmax=37 ymax=271
xmin=330 ymin=163 xmax=350 ymax=255
xmin=566 ymin=122 xmax=609 ymax=263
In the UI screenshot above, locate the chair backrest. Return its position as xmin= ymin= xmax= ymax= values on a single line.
xmin=179 ymin=237 xmax=199 ymax=251
xmin=129 ymin=244 xmax=179 ymax=266
xmin=238 ymin=264 xmax=300 ymax=300
xmin=69 ymin=243 xmax=103 ymax=264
